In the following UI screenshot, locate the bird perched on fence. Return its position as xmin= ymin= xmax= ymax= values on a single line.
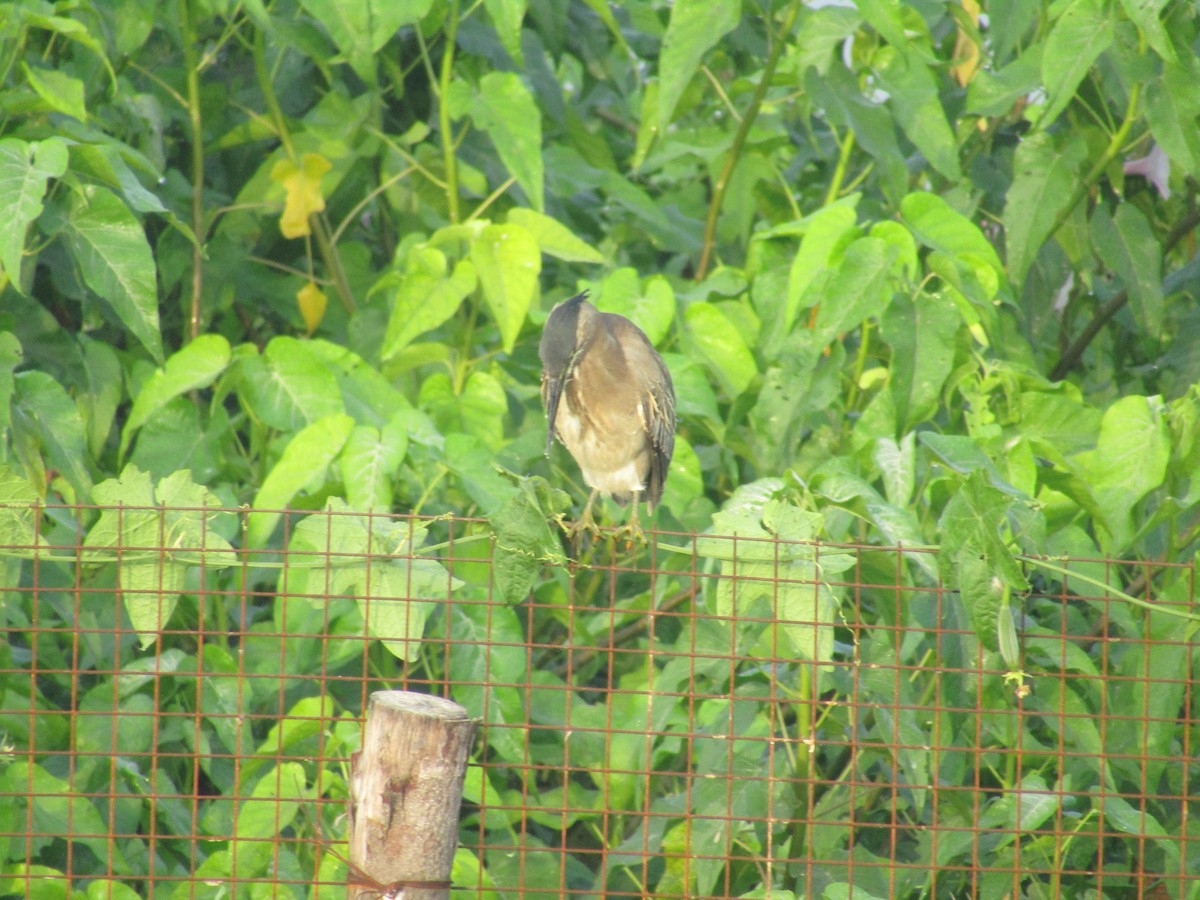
xmin=539 ymin=292 xmax=676 ymax=542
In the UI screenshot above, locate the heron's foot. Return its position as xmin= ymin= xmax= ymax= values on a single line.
xmin=563 ymin=490 xmax=603 ymax=554
xmin=610 ymin=503 xmax=648 ymax=551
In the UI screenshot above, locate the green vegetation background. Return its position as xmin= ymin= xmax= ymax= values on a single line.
xmin=1 ymin=0 xmax=1198 ymax=897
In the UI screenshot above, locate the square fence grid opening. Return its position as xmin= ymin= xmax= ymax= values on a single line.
xmin=1 ymin=504 xmax=1196 ymax=899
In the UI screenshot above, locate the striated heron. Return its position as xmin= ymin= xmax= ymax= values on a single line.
xmin=539 ymin=292 xmax=676 ymax=542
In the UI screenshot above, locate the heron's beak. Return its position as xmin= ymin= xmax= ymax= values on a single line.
xmin=544 ymin=375 xmax=563 ymax=457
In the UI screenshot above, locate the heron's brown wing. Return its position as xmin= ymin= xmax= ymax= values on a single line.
xmin=613 ymin=319 xmax=676 ymax=508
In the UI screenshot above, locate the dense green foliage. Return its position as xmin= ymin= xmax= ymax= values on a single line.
xmin=2 ymin=0 xmax=1199 ymax=897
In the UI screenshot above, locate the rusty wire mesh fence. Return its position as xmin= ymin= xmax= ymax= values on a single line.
xmin=1 ymin=503 xmax=1197 ymax=899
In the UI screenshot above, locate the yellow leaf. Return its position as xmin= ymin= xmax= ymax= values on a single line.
xmin=297 ymin=281 xmax=327 ymax=333
xmin=271 ymin=153 xmax=332 ymax=239
xmin=952 ymin=0 xmax=981 ymax=88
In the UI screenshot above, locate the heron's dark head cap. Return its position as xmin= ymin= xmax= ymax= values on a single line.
xmin=539 ymin=292 xmax=591 ymax=375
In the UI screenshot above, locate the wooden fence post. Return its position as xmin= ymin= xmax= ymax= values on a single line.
xmin=348 ymin=691 xmax=479 ymax=899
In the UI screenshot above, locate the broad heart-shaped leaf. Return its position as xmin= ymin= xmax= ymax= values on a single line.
xmin=875 ymin=47 xmax=961 ymax=180
xmin=121 ymin=334 xmax=232 ymax=461
xmin=419 ymin=370 xmax=507 ymax=451
xmin=697 ymin=494 xmax=853 ymax=665
xmin=811 ymin=237 xmax=896 ymax=349
xmin=339 ymin=415 xmax=408 ymax=513
xmin=11 ymin=370 xmax=92 ymax=500
xmin=0 ymin=137 xmax=67 ymax=286
xmin=937 ymin=469 xmax=1029 ymax=594
xmin=282 ymin=498 xmax=461 ymax=662
xmin=1039 ymin=0 xmax=1113 ymax=127
xmin=1080 ymin=395 xmax=1170 ymax=555
xmin=489 ymin=469 xmax=570 ymax=605
xmin=483 ymin=0 xmax=527 ymax=65
xmin=471 ymin=222 xmax=541 ymax=353
xmin=237 ymin=336 xmax=345 ymax=432
xmin=1003 ymin=131 xmax=1087 ymax=287
xmin=234 ymin=761 xmax=307 ymax=841
xmin=685 ymin=303 xmax=757 ymax=398
xmin=590 ymin=268 xmax=675 ymax=346
xmin=1 ymin=763 xmax=129 ymax=873
xmin=381 ymin=256 xmax=476 ymax=359
xmin=1090 ymin=204 xmax=1163 ymax=336
xmin=471 ymin=73 xmax=544 ymax=211
xmin=655 ymin=0 xmax=741 ymax=137
xmin=0 ymin=464 xmax=45 ymax=556
xmin=1145 ymin=62 xmax=1200 ymax=176
xmin=297 ymin=0 xmax=434 ymax=84
xmin=22 ymin=63 xmax=86 ymax=121
xmin=769 ymin=200 xmax=860 ymax=352
xmin=83 ymin=466 xmax=234 ymax=649
xmin=62 ymin=185 xmax=162 ymax=363
xmin=901 ymin=192 xmax=1004 ymax=276
xmin=506 ymin=208 xmax=605 ymax=264
xmin=248 ymin=413 xmax=355 ymax=548
xmin=880 ymin=291 xmax=959 ymax=432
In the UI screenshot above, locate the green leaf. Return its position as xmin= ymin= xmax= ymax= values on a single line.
xmin=471 ymin=222 xmax=541 ymax=353
xmin=1002 ymin=131 xmax=1087 ymax=286
xmin=655 ymin=0 xmax=742 ymax=136
xmin=235 ymin=762 xmax=308 ymax=839
xmin=770 ymin=200 xmax=860 ymax=352
xmin=966 ymin=52 xmax=1043 ymax=117
xmin=21 ymin=63 xmax=87 ymax=122
xmin=1039 ymin=0 xmax=1113 ymax=126
xmin=0 ymin=463 xmax=44 ymax=553
xmin=419 ymin=369 xmax=507 ymax=451
xmin=490 ymin=470 xmax=570 ymax=605
xmin=297 ymin=0 xmax=435 ymax=83
xmin=938 ymin=469 xmax=1029 ymax=593
xmin=592 ymin=268 xmax=675 ymax=346
xmin=507 ymin=208 xmax=605 ymax=264
xmin=238 ymin=336 xmax=345 ymax=432
xmin=472 ymin=73 xmax=544 ymax=211
xmin=483 ymin=0 xmax=528 ymax=65
xmin=922 ymin=433 xmax=1022 ymax=496
xmin=248 ymin=413 xmax=355 ymax=547
xmin=875 ymin=48 xmax=961 ymax=180
xmin=0 ymin=763 xmax=127 ymax=873
xmin=84 ymin=466 xmax=234 ymax=647
xmin=811 ymin=237 xmax=895 ymax=348
xmin=697 ymin=493 xmax=850 ymax=664
xmin=0 ymin=137 xmax=68 ymax=286
xmin=806 ymin=64 xmax=908 ymax=205
xmin=0 ymin=331 xmax=22 ymax=439
xmin=61 ymin=185 xmax=163 ymax=363
xmin=1118 ymin=0 xmax=1173 ymax=61
xmin=282 ymin=498 xmax=460 ymax=661
xmin=121 ymin=334 xmax=232 ymax=460
xmin=11 ymin=370 xmax=92 ymax=500
xmin=339 ymin=416 xmax=407 ymax=513
xmin=881 ymin=291 xmax=959 ymax=431
xmin=901 ymin=192 xmax=1004 ymax=277
xmin=1080 ymin=395 xmax=1170 ymax=554
xmin=444 ymin=433 xmax=523 ymax=514
xmin=685 ymin=302 xmax=757 ymax=397
xmin=381 ymin=255 xmax=476 ymax=358
xmin=85 ymin=882 xmax=141 ymax=900
xmin=1090 ymin=204 xmax=1162 ymax=336
xmin=1144 ymin=62 xmax=1200 ymax=175
xmin=79 ymin=336 xmax=122 ymax=459
xmin=873 ymin=432 xmax=915 ymax=508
